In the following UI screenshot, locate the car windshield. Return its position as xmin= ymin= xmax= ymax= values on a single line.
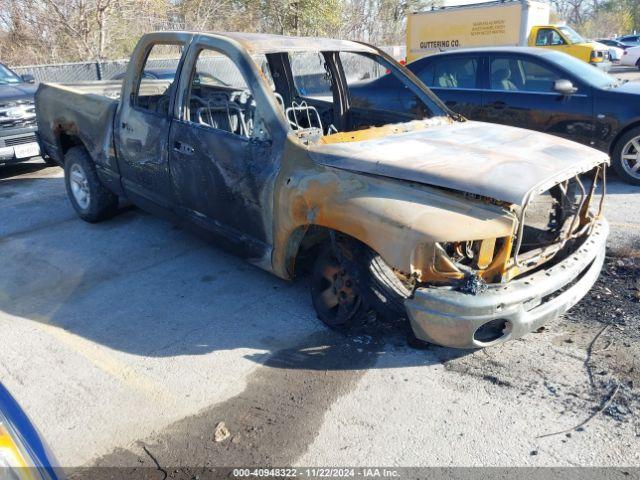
xmin=0 ymin=64 xmax=22 ymax=84
xmin=546 ymin=51 xmax=615 ymax=88
xmin=558 ymin=26 xmax=585 ymax=44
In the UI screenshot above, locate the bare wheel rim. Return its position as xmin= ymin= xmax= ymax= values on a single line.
xmin=313 ymin=252 xmax=361 ymax=326
xmin=621 ymin=135 xmax=640 ymax=180
xmin=69 ymin=163 xmax=90 ymax=210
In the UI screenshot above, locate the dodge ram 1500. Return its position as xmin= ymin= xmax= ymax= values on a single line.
xmin=35 ymin=32 xmax=609 ymax=348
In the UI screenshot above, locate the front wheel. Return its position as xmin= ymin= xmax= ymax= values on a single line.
xmin=311 ymin=244 xmax=365 ymax=328
xmin=64 ymin=146 xmax=119 ymax=222
xmin=310 ymin=237 xmax=412 ymax=329
xmin=612 ymin=127 xmax=640 ymax=186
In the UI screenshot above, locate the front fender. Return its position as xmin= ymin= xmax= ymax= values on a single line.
xmin=273 ymin=161 xmax=516 ymax=279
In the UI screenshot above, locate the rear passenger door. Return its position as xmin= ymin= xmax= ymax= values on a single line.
xmin=480 ymin=54 xmax=594 ymax=145
xmin=413 ymin=55 xmax=483 ymax=119
xmin=115 ymin=34 xmax=189 ymax=211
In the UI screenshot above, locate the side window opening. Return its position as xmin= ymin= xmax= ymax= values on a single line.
xmin=184 ymin=48 xmax=270 ymax=139
xmin=286 ymin=50 xmax=445 ymax=138
xmin=289 ymin=52 xmax=333 ymax=101
xmin=134 ymin=43 xmax=183 ymax=115
xmin=288 ymin=52 xmax=334 ymax=133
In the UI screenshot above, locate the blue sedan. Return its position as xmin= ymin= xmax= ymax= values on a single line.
xmin=402 ymin=47 xmax=640 ymax=185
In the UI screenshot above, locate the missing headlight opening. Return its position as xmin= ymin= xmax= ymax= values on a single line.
xmin=512 ymin=166 xmax=605 ymax=276
xmin=424 ymin=166 xmax=605 ymax=295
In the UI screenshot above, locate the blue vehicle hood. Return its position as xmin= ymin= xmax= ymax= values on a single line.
xmin=611 ymin=80 xmax=640 ymax=95
xmin=309 ymin=120 xmax=609 ymax=206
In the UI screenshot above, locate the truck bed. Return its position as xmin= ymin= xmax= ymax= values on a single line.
xmin=35 ymin=80 xmax=171 ymax=167
xmin=35 ymin=82 xmax=121 ymax=168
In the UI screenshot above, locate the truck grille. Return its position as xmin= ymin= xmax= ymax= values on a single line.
xmin=0 ymin=101 xmax=37 ymax=129
xmin=1 ymin=133 xmax=38 ymax=147
xmin=513 ymin=167 xmax=604 ymax=274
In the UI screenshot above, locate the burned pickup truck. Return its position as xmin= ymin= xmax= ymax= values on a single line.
xmin=35 ymin=32 xmax=608 ymax=348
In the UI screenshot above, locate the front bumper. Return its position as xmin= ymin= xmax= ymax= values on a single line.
xmin=590 ymin=60 xmax=612 ymax=72
xmin=405 ymin=219 xmax=608 ymax=349
xmin=0 ymin=126 xmax=40 ymax=165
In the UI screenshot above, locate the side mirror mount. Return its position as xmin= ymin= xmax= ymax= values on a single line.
xmin=554 ymin=79 xmax=577 ymax=95
xmin=21 ymin=74 xmax=35 ymax=84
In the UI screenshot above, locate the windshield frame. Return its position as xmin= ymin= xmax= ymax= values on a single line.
xmin=0 ymin=64 xmax=23 ymax=85
xmin=285 ymin=48 xmax=451 ymax=136
xmin=339 ymin=50 xmax=448 ymax=119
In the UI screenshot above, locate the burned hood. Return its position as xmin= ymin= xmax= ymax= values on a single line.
xmin=309 ymin=121 xmax=609 ymax=206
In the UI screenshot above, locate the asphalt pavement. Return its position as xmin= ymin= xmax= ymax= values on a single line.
xmin=0 ymin=158 xmax=638 ymax=470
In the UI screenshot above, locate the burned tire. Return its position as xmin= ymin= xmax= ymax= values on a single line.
xmin=64 ymin=146 xmax=118 ymax=222
xmin=310 ymin=237 xmax=412 ymax=329
xmin=356 ymin=247 xmax=412 ymax=318
xmin=611 ymin=127 xmax=640 ymax=186
xmin=311 ymin=243 xmax=366 ymax=328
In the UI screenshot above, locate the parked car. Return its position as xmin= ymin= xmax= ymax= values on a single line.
xmin=406 ymin=47 xmax=640 ymax=185
xmin=36 ymin=32 xmax=608 ymax=348
xmin=111 ymin=68 xmax=230 ymax=87
xmin=617 ymin=34 xmax=640 ymax=47
xmin=594 ymin=40 xmax=624 ymax=62
xmin=0 ymin=62 xmax=48 ymax=167
xmin=0 ymin=382 xmax=61 ymax=479
xmin=596 ymin=38 xmax=631 ymax=50
xmin=110 ymin=68 xmax=176 ymax=80
xmin=620 ymin=45 xmax=640 ymax=69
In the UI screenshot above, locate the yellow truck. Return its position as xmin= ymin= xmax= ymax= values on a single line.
xmin=407 ymin=0 xmax=610 ymax=69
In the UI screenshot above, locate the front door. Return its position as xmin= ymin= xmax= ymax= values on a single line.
xmin=114 ymin=36 xmax=188 ymax=209
xmin=480 ymin=54 xmax=594 ymax=146
xmin=168 ymin=39 xmax=279 ymax=261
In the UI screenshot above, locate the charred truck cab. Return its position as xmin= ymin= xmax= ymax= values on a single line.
xmin=35 ymin=32 xmax=608 ymax=348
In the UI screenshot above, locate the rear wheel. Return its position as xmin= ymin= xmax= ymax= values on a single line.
xmin=612 ymin=127 xmax=640 ymax=186
xmin=64 ymin=146 xmax=119 ymax=222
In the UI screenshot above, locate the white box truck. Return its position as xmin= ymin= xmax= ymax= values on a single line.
xmin=406 ymin=0 xmax=609 ymax=68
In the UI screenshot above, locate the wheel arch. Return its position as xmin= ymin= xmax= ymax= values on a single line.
xmin=609 ymin=120 xmax=640 ymax=156
xmin=280 ymin=224 xmax=338 ymax=279
xmin=58 ymin=132 xmax=86 ymax=161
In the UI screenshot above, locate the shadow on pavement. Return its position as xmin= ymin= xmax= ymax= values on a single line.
xmin=0 ymin=171 xmax=470 ymax=373
xmin=0 ymin=159 xmax=55 ymax=180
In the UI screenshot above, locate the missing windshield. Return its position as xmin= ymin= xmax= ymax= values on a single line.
xmin=284 ymin=50 xmax=445 ymax=141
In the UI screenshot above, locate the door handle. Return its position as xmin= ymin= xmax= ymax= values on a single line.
xmin=489 ymin=101 xmax=507 ymax=110
xmin=173 ymin=141 xmax=195 ymax=155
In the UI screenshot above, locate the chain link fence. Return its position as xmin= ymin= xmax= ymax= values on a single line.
xmin=10 ymin=46 xmax=406 ymax=84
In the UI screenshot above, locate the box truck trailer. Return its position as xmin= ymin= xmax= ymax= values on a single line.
xmin=406 ymin=0 xmax=610 ymax=69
